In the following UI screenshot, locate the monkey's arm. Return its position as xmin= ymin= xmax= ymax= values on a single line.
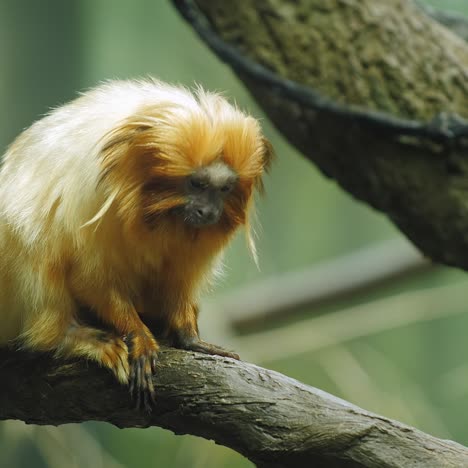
xmin=72 ymin=285 xmax=159 ymax=409
xmin=165 ymin=303 xmax=240 ymax=360
xmin=143 ymin=287 xmax=240 ymax=361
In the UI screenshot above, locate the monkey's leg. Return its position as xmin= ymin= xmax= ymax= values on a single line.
xmin=21 ymin=312 xmax=129 ymax=384
xmin=168 ymin=304 xmax=240 ymax=360
xmin=77 ymin=290 xmax=159 ymax=410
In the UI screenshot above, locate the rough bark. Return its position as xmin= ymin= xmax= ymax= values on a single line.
xmin=173 ymin=0 xmax=468 ymax=271
xmin=196 ymin=0 xmax=468 ymax=121
xmin=2 ymin=348 xmax=468 ymax=468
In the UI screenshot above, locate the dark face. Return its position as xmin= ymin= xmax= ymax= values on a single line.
xmin=182 ymin=162 xmax=237 ymax=227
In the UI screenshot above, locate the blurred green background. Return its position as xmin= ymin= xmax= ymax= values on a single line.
xmin=1 ymin=1 xmax=468 ymax=467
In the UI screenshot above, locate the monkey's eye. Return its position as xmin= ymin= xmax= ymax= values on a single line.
xmin=189 ymin=178 xmax=208 ymax=190
xmin=220 ymin=184 xmax=233 ymax=193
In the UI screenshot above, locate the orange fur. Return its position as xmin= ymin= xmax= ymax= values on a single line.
xmin=0 ymin=79 xmax=272 ymax=404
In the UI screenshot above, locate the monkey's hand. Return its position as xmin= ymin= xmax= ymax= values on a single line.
xmin=177 ymin=336 xmax=240 ymax=361
xmin=124 ymin=331 xmax=159 ymax=411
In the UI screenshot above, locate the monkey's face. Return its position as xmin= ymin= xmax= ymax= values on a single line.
xmin=182 ymin=162 xmax=237 ymax=227
xmin=99 ymin=95 xmax=273 ymax=237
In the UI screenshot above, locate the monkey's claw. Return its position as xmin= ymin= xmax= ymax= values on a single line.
xmin=128 ymin=352 xmax=158 ymax=411
xmin=124 ymin=332 xmax=159 ymax=411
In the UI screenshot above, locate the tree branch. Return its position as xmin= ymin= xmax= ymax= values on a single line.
xmin=234 ymin=279 xmax=468 ymax=362
xmin=1 ymin=348 xmax=468 ymax=467
xmin=172 ymin=0 xmax=468 ymax=272
xmin=219 ymin=238 xmax=431 ymax=333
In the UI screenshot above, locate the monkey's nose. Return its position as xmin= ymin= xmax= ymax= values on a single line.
xmin=194 ymin=206 xmax=218 ymax=225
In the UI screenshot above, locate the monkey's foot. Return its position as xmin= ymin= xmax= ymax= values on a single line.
xmin=179 ymin=337 xmax=240 ymax=360
xmin=98 ymin=334 xmax=130 ymax=384
xmin=60 ymin=325 xmax=130 ymax=385
xmin=124 ymin=331 xmax=159 ymax=411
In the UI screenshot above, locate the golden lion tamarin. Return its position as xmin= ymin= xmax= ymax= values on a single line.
xmin=0 ymin=79 xmax=272 ymax=408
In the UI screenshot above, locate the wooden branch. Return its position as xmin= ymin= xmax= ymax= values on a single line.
xmin=219 ymin=238 xmax=431 ymax=333
xmin=184 ymin=0 xmax=468 ymax=121
xmin=234 ymin=279 xmax=468 ymax=362
xmin=172 ymin=0 xmax=468 ymax=273
xmin=2 ymin=348 xmax=468 ymax=467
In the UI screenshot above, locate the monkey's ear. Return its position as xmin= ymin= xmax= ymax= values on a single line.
xmin=254 ymin=137 xmax=274 ymax=194
xmin=261 ymin=137 xmax=275 ymax=172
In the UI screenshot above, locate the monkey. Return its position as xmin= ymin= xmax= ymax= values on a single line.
xmin=0 ymin=78 xmax=273 ymax=409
